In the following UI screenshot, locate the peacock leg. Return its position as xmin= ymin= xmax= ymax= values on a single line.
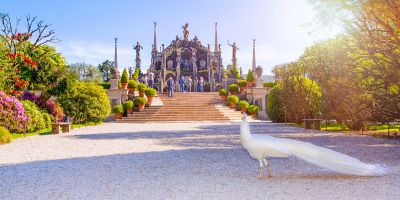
xmin=256 ymin=160 xmax=264 ymax=179
xmin=263 ymin=159 xmax=272 ymax=177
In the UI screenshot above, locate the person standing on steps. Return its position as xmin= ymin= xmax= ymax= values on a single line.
xmin=199 ymin=76 xmax=205 ymax=92
xmin=179 ymin=76 xmax=185 ymax=92
xmin=188 ymin=76 xmax=193 ymax=92
xmin=167 ymin=76 xmax=175 ymax=98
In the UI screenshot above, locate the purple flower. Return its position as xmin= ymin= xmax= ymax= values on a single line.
xmin=0 ymin=91 xmax=30 ymax=132
xmin=20 ymin=91 xmax=37 ymax=102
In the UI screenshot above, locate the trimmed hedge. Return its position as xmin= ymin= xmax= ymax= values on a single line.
xmin=124 ymin=100 xmax=134 ymax=109
xmin=138 ymin=83 xmax=147 ymax=92
xmin=121 ymin=68 xmax=129 ymax=83
xmin=246 ymin=69 xmax=255 ymax=82
xmin=0 ymin=126 xmax=12 ymax=144
xmin=248 ymin=105 xmax=259 ymax=115
xmin=128 ymin=80 xmax=138 ymax=89
xmin=112 ymin=105 xmax=123 ymax=113
xmin=219 ymin=89 xmax=228 ymax=96
xmin=238 ymin=100 xmax=249 ymax=110
xmin=228 ymin=84 xmax=239 ymax=94
xmin=145 ymin=88 xmax=157 ymax=97
xmin=227 ymin=95 xmax=239 ymax=105
xmin=135 ymin=97 xmax=148 ymax=105
xmin=58 ymin=82 xmax=110 ymax=123
xmin=267 ymin=85 xmax=285 ymax=122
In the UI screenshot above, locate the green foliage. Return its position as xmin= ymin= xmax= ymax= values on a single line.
xmin=98 ymin=82 xmax=110 ymax=89
xmin=128 ymin=80 xmax=138 ymax=89
xmin=58 ymin=82 xmax=111 ymax=123
xmin=267 ymin=85 xmax=285 ymax=122
xmin=135 ymin=97 xmax=147 ymax=105
xmin=227 ymin=95 xmax=239 ymax=105
xmin=263 ymin=82 xmax=276 ymax=88
xmin=238 ymin=80 xmax=246 ymax=87
xmin=228 ymin=84 xmax=239 ymax=93
xmin=0 ymin=126 xmax=12 ymax=144
xmin=233 ymin=67 xmax=240 ymax=79
xmin=98 ymin=60 xmax=114 ymax=82
xmin=219 ymin=89 xmax=228 ymax=96
xmin=248 ymin=105 xmax=259 ymax=115
xmin=138 ymin=83 xmax=147 ymax=92
xmin=246 ymin=69 xmax=255 ymax=82
xmin=132 ymin=67 xmax=140 ymax=79
xmin=124 ymin=100 xmax=134 ymax=109
xmin=238 ymin=100 xmax=249 ymax=110
xmin=121 ymin=68 xmax=129 ymax=83
xmin=21 ymin=100 xmax=50 ymax=132
xmin=112 ymin=105 xmax=123 ymax=113
xmin=144 ymin=88 xmax=157 ymax=97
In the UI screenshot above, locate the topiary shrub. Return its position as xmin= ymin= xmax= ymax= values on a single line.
xmin=121 ymin=68 xmax=129 ymax=83
xmin=124 ymin=100 xmax=134 ymax=109
xmin=21 ymin=100 xmax=50 ymax=132
xmin=0 ymin=126 xmax=12 ymax=144
xmin=138 ymin=83 xmax=147 ymax=92
xmin=227 ymin=95 xmax=239 ymax=107
xmin=238 ymin=100 xmax=249 ymax=112
xmin=58 ymin=82 xmax=110 ymax=123
xmin=144 ymin=88 xmax=157 ymax=97
xmin=246 ymin=69 xmax=255 ymax=83
xmin=248 ymin=105 xmax=260 ymax=115
xmin=228 ymin=84 xmax=239 ymax=94
xmin=135 ymin=97 xmax=148 ymax=105
xmin=128 ymin=80 xmax=138 ymax=90
xmin=267 ymin=85 xmax=285 ymax=122
xmin=0 ymin=91 xmax=30 ymax=133
xmin=238 ymin=80 xmax=246 ymax=87
xmin=112 ymin=105 xmax=123 ymax=113
xmin=219 ymin=89 xmax=228 ymax=96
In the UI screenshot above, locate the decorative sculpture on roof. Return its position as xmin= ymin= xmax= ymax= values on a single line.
xmin=182 ymin=23 xmax=189 ymax=40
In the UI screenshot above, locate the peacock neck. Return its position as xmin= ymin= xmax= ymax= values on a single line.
xmin=240 ymin=120 xmax=251 ymax=141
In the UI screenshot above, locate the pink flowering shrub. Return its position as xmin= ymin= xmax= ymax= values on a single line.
xmin=0 ymin=91 xmax=30 ymax=132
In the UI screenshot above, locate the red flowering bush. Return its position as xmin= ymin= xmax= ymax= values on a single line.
xmin=0 ymin=91 xmax=30 ymax=133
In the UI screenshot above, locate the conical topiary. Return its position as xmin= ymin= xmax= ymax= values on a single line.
xmin=121 ymin=68 xmax=129 ymax=83
xmin=246 ymin=69 xmax=255 ymax=83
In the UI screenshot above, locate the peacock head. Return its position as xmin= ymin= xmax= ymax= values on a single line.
xmin=241 ymin=113 xmax=247 ymax=121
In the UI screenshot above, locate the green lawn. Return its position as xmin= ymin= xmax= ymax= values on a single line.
xmin=290 ymin=122 xmax=399 ymax=134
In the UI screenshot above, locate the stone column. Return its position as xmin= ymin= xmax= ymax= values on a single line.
xmin=158 ymin=78 xmax=163 ymax=93
xmin=211 ymin=79 xmax=216 ymax=92
xmin=194 ymin=79 xmax=198 ymax=92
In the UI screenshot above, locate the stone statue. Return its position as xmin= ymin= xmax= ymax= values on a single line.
xmin=182 ymin=23 xmax=189 ymax=40
xmin=133 ymin=42 xmax=143 ymax=60
xmin=110 ymin=67 xmax=119 ymax=79
xmin=128 ymin=67 xmax=133 ymax=78
xmin=228 ymin=41 xmax=239 ymax=60
xmin=255 ymin=65 xmax=263 ymax=78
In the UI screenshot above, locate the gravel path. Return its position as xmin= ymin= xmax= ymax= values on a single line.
xmin=1 ymin=122 xmax=399 ymax=200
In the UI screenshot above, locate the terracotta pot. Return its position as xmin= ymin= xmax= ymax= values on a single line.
xmin=121 ymin=83 xmax=128 ymax=89
xmin=230 ymin=104 xmax=236 ymax=109
xmin=240 ymin=87 xmax=245 ymax=92
xmin=251 ymin=114 xmax=257 ymax=119
xmin=147 ymin=96 xmax=154 ymax=105
xmin=126 ymin=108 xmax=133 ymax=114
xmin=241 ymin=108 xmax=247 ymax=113
xmin=246 ymin=82 xmax=254 ymax=88
xmin=115 ymin=112 xmax=122 ymax=119
xmin=220 ymin=95 xmax=227 ymax=101
xmin=138 ymin=104 xmax=145 ymax=112
xmin=139 ymin=92 xmax=145 ymax=97
xmin=128 ymin=88 xmax=135 ymax=93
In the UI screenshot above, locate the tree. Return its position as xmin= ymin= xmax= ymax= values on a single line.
xmin=98 ymin=60 xmax=114 ymax=82
xmin=69 ymin=63 xmax=102 ymax=83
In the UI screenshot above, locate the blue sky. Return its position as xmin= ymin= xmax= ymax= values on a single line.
xmin=1 ymin=0 xmax=338 ymax=75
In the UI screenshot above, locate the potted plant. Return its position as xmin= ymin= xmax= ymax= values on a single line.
xmin=219 ymin=89 xmax=228 ymax=101
xmin=121 ymin=68 xmax=129 ymax=89
xmin=238 ymin=80 xmax=247 ymax=92
xmin=227 ymin=95 xmax=239 ymax=109
xmin=248 ymin=105 xmax=259 ymax=118
xmin=138 ymin=83 xmax=147 ymax=97
xmin=246 ymin=69 xmax=255 ymax=87
xmin=144 ymin=88 xmax=157 ymax=106
xmin=112 ymin=105 xmax=124 ymax=119
xmin=238 ymin=100 xmax=249 ymax=113
xmin=124 ymin=100 xmax=134 ymax=114
xmin=228 ymin=84 xmax=239 ymax=95
xmin=128 ymin=80 xmax=138 ymax=93
xmin=135 ymin=97 xmax=147 ymax=112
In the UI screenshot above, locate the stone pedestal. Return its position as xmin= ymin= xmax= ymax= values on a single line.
xmin=110 ymin=79 xmax=119 ymax=89
xmin=107 ymin=89 xmax=122 ymax=109
xmin=247 ymin=86 xmax=269 ymax=120
xmin=256 ymin=78 xmax=263 ymax=88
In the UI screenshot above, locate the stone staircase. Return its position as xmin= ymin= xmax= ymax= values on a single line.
xmin=116 ymin=92 xmax=253 ymax=123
